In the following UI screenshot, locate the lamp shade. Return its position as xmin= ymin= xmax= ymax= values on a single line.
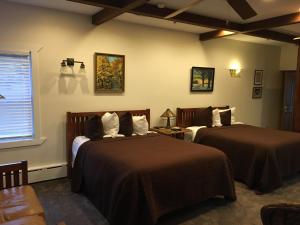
xmin=161 ymin=108 xmax=176 ymax=118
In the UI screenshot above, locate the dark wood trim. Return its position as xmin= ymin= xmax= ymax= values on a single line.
xmin=226 ymin=0 xmax=257 ymax=20
xmin=92 ymin=0 xmax=149 ymax=25
xmin=246 ymin=30 xmax=298 ymax=44
xmin=66 ymin=109 xmax=151 ymax=178
xmin=200 ymin=29 xmax=299 ymax=44
xmin=131 ymin=4 xmax=243 ymax=31
xmin=92 ymin=8 xmax=122 ymax=25
xmin=68 ymin=0 xmax=299 ymax=44
xmin=0 ymin=161 xmax=28 ymax=189
xmin=67 ymin=0 xmax=124 ymax=9
xmin=294 ymin=45 xmax=300 ymax=131
xmin=176 ymin=106 xmax=229 ymax=128
xmin=243 ymin=12 xmax=300 ymax=32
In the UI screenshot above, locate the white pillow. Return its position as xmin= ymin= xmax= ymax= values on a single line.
xmin=219 ymin=107 xmax=236 ymax=124
xmin=101 ymin=112 xmax=119 ymax=136
xmin=132 ymin=115 xmax=149 ymax=135
xmin=212 ymin=109 xmax=222 ymax=127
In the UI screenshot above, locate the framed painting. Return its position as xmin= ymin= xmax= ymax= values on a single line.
xmin=252 ymin=87 xmax=262 ymax=99
xmin=254 ymin=70 xmax=263 ymax=85
xmin=190 ymin=67 xmax=215 ymax=92
xmin=94 ymin=53 xmax=125 ymax=93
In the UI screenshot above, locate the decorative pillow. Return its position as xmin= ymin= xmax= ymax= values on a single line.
xmin=212 ymin=109 xmax=222 ymax=127
xmin=192 ymin=106 xmax=213 ymax=127
xmin=220 ymin=110 xmax=231 ymax=126
xmin=101 ymin=112 xmax=119 ymax=136
xmin=132 ymin=115 xmax=149 ymax=135
xmin=219 ymin=107 xmax=236 ymax=124
xmin=119 ymin=112 xmax=133 ymax=137
xmin=84 ymin=115 xmax=103 ymax=140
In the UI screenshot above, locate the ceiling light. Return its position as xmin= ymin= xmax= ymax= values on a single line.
xmin=221 ymin=30 xmax=235 ymax=36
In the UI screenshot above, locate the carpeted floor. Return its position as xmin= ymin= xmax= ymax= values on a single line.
xmin=32 ymin=177 xmax=300 ymax=225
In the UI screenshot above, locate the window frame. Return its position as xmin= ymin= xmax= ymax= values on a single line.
xmin=0 ymin=45 xmax=46 ymax=149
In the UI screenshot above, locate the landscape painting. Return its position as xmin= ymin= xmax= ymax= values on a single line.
xmin=190 ymin=67 xmax=215 ymax=92
xmin=95 ymin=53 xmax=125 ymax=93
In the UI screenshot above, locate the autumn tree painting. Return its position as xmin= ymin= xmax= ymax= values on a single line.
xmin=95 ymin=53 xmax=125 ymax=93
xmin=190 ymin=67 xmax=215 ymax=92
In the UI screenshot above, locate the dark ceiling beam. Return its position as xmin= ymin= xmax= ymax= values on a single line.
xmin=199 ymin=12 xmax=300 ymax=43
xmin=92 ymin=0 xmax=149 ymax=25
xmin=200 ymin=28 xmax=299 ymax=44
xmin=246 ymin=30 xmax=299 ymax=44
xmin=67 ymin=0 xmax=123 ymax=9
xmin=130 ymin=4 xmax=243 ymax=31
xmin=226 ymin=0 xmax=257 ymax=20
xmin=243 ymin=12 xmax=300 ymax=32
xmin=68 ymin=1 xmax=299 ymax=44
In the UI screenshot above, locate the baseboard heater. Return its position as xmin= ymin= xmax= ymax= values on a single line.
xmin=28 ymin=163 xmax=67 ymax=183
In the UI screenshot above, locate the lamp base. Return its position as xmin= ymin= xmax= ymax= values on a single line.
xmin=165 ymin=118 xmax=171 ymax=129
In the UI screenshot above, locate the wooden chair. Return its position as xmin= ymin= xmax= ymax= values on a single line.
xmin=261 ymin=203 xmax=300 ymax=225
xmin=0 ymin=160 xmax=28 ymax=189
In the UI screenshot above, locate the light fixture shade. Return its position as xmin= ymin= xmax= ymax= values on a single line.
xmin=60 ymin=65 xmax=68 ymax=74
xmin=161 ymin=108 xmax=176 ymax=118
xmin=78 ymin=67 xmax=86 ymax=75
xmin=60 ymin=58 xmax=85 ymax=75
xmin=229 ymin=69 xmax=237 ymax=77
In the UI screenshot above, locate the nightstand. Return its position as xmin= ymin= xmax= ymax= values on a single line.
xmin=151 ymin=127 xmax=191 ymax=139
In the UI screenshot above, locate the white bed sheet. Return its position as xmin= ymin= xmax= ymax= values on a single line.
xmin=184 ymin=126 xmax=207 ymax=142
xmin=184 ymin=122 xmax=244 ymax=142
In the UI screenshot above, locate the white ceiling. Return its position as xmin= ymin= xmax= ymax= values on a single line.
xmin=117 ymin=13 xmax=214 ymax=34
xmin=5 ymin=0 xmax=300 ymax=46
xmin=150 ymin=0 xmax=299 ymax=23
xmin=6 ymin=0 xmax=101 ymax=15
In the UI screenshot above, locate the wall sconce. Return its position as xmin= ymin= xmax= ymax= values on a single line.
xmin=60 ymin=58 xmax=85 ymax=75
xmin=229 ymin=62 xmax=242 ymax=78
xmin=229 ymin=69 xmax=239 ymax=77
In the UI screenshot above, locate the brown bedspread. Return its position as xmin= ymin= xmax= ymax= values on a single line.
xmin=194 ymin=124 xmax=300 ymax=192
xmin=72 ymin=134 xmax=236 ymax=225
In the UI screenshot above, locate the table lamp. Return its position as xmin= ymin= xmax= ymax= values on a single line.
xmin=161 ymin=108 xmax=176 ymax=128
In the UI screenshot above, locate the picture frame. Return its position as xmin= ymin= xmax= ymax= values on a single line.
xmin=252 ymin=87 xmax=262 ymax=99
xmin=254 ymin=70 xmax=263 ymax=85
xmin=94 ymin=53 xmax=125 ymax=93
xmin=190 ymin=67 xmax=215 ymax=92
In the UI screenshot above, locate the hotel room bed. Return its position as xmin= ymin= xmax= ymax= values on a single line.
xmin=67 ymin=109 xmax=236 ymax=225
xmin=177 ymin=107 xmax=300 ymax=193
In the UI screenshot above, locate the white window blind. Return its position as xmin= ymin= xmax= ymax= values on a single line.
xmin=0 ymin=52 xmax=34 ymax=141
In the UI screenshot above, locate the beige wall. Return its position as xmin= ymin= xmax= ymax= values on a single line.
xmin=0 ymin=2 xmax=282 ymax=174
xmin=280 ymin=44 xmax=298 ymax=70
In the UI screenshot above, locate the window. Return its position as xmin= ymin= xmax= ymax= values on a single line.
xmin=0 ymin=52 xmax=34 ymax=142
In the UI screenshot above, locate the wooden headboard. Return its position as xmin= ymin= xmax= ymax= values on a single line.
xmin=176 ymin=106 xmax=229 ymax=128
xmin=66 ymin=109 xmax=150 ymax=177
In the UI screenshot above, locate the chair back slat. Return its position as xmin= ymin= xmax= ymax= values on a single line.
xmin=5 ymin=172 xmax=12 ymax=188
xmin=13 ymin=170 xmax=20 ymax=186
xmin=0 ymin=172 xmax=3 ymax=189
xmin=0 ymin=161 xmax=28 ymax=189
